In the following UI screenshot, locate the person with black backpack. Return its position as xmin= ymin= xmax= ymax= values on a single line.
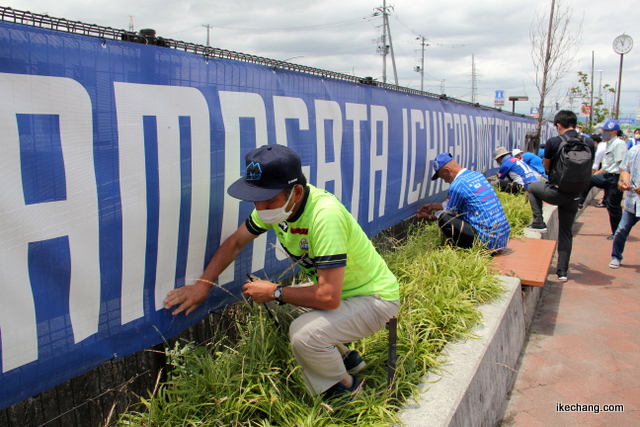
xmin=527 ymin=110 xmax=595 ymax=282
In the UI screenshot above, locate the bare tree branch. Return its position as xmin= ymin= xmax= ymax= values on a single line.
xmin=528 ymin=0 xmax=583 ymax=152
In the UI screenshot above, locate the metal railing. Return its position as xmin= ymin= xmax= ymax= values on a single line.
xmin=0 ymin=5 xmax=503 ymax=110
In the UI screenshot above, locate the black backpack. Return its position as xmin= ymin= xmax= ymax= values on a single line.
xmin=552 ymin=133 xmax=592 ymax=193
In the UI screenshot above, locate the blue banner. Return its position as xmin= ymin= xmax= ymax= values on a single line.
xmin=0 ymin=20 xmax=551 ymax=409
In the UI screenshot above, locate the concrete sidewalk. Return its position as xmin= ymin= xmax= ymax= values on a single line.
xmin=501 ymin=201 xmax=640 ymax=426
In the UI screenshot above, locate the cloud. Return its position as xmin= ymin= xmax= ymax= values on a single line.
xmin=3 ymin=0 xmax=639 ymax=120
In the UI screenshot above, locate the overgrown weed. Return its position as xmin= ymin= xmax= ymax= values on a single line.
xmin=118 ymin=195 xmax=533 ymax=426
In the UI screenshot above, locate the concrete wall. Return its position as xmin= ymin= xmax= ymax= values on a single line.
xmin=399 ymin=190 xmax=592 ymax=426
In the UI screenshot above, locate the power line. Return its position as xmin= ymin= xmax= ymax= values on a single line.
xmin=204 ymin=16 xmax=372 ymax=33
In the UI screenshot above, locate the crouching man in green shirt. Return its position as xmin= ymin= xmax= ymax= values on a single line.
xmin=164 ymin=144 xmax=400 ymax=401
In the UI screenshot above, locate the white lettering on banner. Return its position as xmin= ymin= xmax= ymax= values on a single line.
xmin=438 ymin=111 xmax=449 ymax=193
xmin=398 ymin=109 xmax=409 ymax=209
xmin=114 ymin=83 xmax=211 ymax=323
xmin=420 ymin=110 xmax=434 ymax=199
xmin=273 ymin=96 xmax=312 ymax=190
xmin=315 ymin=100 xmax=343 ymax=200
xmin=0 ymin=74 xmax=100 ymax=372
xmin=345 ymin=103 xmax=367 ymax=220
xmin=218 ymin=91 xmax=269 ymax=281
xmin=368 ymin=105 xmax=388 ymax=222
xmin=273 ymin=95 xmax=310 ymax=260
xmin=407 ymin=109 xmax=425 ymax=204
xmin=444 ymin=113 xmax=454 ymax=160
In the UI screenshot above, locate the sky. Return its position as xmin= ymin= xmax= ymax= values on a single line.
xmin=2 ymin=0 xmax=639 ymax=123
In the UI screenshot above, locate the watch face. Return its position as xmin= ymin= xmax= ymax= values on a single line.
xmin=613 ymin=35 xmax=633 ymax=54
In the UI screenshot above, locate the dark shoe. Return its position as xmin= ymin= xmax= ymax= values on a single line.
xmin=343 ymin=350 xmax=366 ymax=374
xmin=322 ymin=375 xmax=361 ymax=401
xmin=578 ymin=203 xmax=584 ymax=209
xmin=595 ymin=202 xmax=606 ymax=208
xmin=527 ymin=222 xmax=548 ymax=232
xmin=606 ymin=234 xmax=614 ymax=240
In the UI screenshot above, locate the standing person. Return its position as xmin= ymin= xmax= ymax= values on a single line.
xmin=417 ymin=153 xmax=510 ymax=250
xmin=578 ymin=133 xmax=604 ymax=209
xmin=628 ymin=128 xmax=640 ymax=149
xmin=527 ymin=110 xmax=595 ymax=282
xmin=163 ymin=144 xmax=400 ymax=401
xmin=493 ymin=147 xmax=544 ymax=192
xmin=591 ymin=120 xmax=628 ymax=238
xmin=609 ymin=144 xmax=640 ymax=268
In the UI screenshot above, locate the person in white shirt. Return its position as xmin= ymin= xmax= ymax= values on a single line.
xmin=588 ymin=120 xmax=628 ymax=238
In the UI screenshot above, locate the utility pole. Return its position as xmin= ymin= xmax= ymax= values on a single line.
xmin=202 ymin=24 xmax=212 ymax=47
xmin=589 ymin=51 xmax=594 ymax=127
xmin=415 ymin=36 xmax=428 ymax=92
xmin=471 ymin=54 xmax=477 ymax=104
xmin=375 ymin=0 xmax=397 ymax=85
xmin=597 ymin=70 xmax=603 ymax=99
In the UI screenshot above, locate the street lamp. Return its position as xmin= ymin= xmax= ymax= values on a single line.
xmin=509 ymin=96 xmax=529 ymax=114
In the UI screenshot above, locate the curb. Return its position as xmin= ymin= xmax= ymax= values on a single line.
xmin=399 ymin=195 xmax=575 ymax=427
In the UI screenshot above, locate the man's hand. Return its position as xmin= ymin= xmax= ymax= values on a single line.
xmin=417 ymin=204 xmax=437 ymax=221
xmin=242 ymin=280 xmax=278 ymax=303
xmin=164 ymin=280 xmax=212 ymax=316
xmin=618 ymin=181 xmax=632 ymax=192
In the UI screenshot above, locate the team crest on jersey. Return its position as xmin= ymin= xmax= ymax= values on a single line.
xmin=299 ymin=238 xmax=309 ymax=250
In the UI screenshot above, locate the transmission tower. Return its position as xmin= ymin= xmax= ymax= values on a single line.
xmin=471 ymin=54 xmax=478 ymax=104
xmin=128 ymin=16 xmax=134 ymax=32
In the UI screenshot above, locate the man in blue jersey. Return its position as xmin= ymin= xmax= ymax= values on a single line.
xmin=164 ymin=144 xmax=399 ymax=401
xmin=511 ymin=148 xmax=547 ymax=178
xmin=417 ymin=153 xmax=510 ymax=250
xmin=493 ymin=147 xmax=544 ymax=192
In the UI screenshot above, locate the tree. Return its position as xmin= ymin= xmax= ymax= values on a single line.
xmin=570 ymin=71 xmax=615 ymax=134
xmin=528 ymin=0 xmax=582 ymax=153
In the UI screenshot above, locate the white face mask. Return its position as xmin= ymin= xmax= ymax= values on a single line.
xmin=257 ymin=190 xmax=295 ymax=224
xmin=635 ymin=134 xmax=640 ymax=140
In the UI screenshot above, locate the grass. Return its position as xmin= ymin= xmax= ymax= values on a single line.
xmin=496 ymin=190 xmax=534 ymax=237
xmin=118 ymin=193 xmax=530 ymax=427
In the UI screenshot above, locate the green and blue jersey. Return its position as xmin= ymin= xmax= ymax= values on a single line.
xmin=246 ymin=185 xmax=399 ymax=301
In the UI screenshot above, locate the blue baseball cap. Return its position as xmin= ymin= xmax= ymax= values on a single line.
xmin=227 ymin=144 xmax=305 ymax=202
xmin=600 ymin=120 xmax=621 ymax=132
xmin=431 ymin=152 xmax=454 ymax=181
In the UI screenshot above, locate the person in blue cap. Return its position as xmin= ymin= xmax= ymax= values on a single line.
xmin=416 ymin=153 xmax=510 ymax=250
xmin=164 ymin=144 xmax=399 ymax=401
xmin=590 ymin=119 xmax=628 ymax=238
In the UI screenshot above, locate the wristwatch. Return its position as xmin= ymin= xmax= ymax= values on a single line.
xmin=273 ymin=285 xmax=285 ymax=305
